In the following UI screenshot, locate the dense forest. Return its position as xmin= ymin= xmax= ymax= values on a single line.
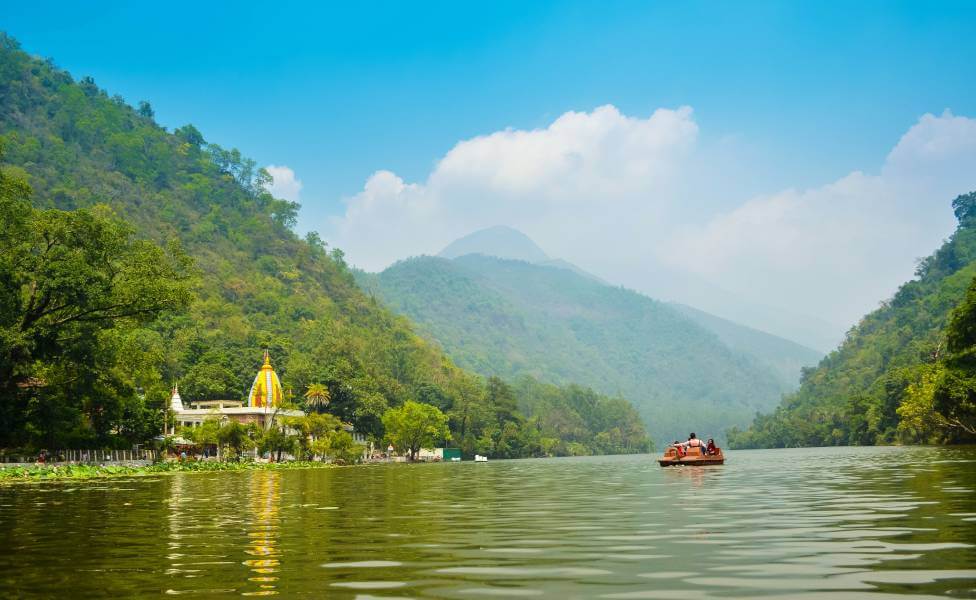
xmin=359 ymin=247 xmax=819 ymax=444
xmin=729 ymin=191 xmax=976 ymax=448
xmin=0 ymin=33 xmax=650 ymax=457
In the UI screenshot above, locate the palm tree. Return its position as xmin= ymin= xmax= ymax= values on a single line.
xmin=304 ymin=383 xmax=331 ymax=412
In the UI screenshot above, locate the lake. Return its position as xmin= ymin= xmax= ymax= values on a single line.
xmin=1 ymin=446 xmax=974 ymax=598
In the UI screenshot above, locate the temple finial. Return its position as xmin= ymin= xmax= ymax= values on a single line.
xmin=263 ymin=348 xmax=270 ymax=366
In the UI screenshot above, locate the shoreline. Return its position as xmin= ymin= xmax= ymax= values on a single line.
xmin=0 ymin=460 xmax=344 ymax=485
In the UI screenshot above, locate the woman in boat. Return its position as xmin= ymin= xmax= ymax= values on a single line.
xmin=705 ymin=438 xmax=717 ymax=455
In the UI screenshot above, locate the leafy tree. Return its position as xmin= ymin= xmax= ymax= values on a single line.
xmin=303 ymin=383 xmax=331 ymax=412
xmin=184 ymin=418 xmax=221 ymax=455
xmin=382 ymin=401 xmax=450 ymax=460
xmin=137 ymin=100 xmax=154 ymax=119
xmin=259 ymin=426 xmax=298 ymax=462
xmin=217 ymin=421 xmax=258 ymax=459
xmin=0 ymin=160 xmax=193 ymax=447
xmin=931 ymin=276 xmax=976 ymax=439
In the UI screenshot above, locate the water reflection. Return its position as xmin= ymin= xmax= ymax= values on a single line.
xmin=243 ymin=471 xmax=282 ymax=596
xmin=0 ymin=446 xmax=974 ymax=598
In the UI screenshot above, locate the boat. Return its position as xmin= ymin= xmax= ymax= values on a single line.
xmin=658 ymin=444 xmax=724 ymax=466
xmin=474 ymin=454 xmax=488 ymax=462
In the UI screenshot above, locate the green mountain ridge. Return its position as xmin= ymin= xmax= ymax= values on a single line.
xmin=0 ymin=33 xmax=651 ymax=456
xmin=668 ymin=303 xmax=822 ymax=386
xmin=359 ymin=252 xmax=820 ymax=443
xmin=729 ymin=192 xmax=976 ymax=448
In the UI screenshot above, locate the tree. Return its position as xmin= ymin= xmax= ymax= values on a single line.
xmin=382 ymin=401 xmax=450 ymax=461
xmin=930 ymin=276 xmax=976 ymax=440
xmin=0 ymin=162 xmax=193 ymax=447
xmin=185 ymin=417 xmax=221 ymax=457
xmin=218 ymin=421 xmax=258 ymax=460
xmin=303 ymin=383 xmax=331 ymax=412
xmin=952 ymin=191 xmax=976 ymax=227
xmin=137 ymin=100 xmax=154 ymax=119
xmin=259 ymin=426 xmax=298 ymax=462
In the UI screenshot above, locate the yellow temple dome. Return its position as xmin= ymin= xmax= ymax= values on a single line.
xmin=247 ymin=350 xmax=284 ymax=409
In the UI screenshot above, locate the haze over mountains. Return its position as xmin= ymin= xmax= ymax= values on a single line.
xmin=360 ymin=226 xmax=822 ymax=442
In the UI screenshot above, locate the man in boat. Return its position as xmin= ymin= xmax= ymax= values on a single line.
xmin=678 ymin=433 xmax=705 ymax=456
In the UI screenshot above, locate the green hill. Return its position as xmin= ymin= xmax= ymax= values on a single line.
xmin=668 ymin=303 xmax=822 ymax=386
xmin=0 ymin=33 xmax=650 ymax=456
xmin=359 ymin=251 xmax=817 ymax=443
xmin=729 ymin=191 xmax=976 ymax=448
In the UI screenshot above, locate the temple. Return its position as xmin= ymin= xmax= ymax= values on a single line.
xmin=166 ymin=351 xmax=304 ymax=434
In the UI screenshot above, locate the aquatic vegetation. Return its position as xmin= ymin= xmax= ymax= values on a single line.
xmin=0 ymin=460 xmax=338 ymax=484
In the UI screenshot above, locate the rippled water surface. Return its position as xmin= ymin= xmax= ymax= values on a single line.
xmin=1 ymin=446 xmax=975 ymax=598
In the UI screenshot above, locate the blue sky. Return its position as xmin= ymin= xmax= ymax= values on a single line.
xmin=4 ymin=1 xmax=976 ymax=348
xmin=4 ymin=1 xmax=973 ymax=221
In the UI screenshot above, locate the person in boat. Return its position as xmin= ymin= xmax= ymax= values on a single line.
xmin=705 ymin=438 xmax=717 ymax=456
xmin=679 ymin=433 xmax=705 ymax=455
xmin=672 ymin=440 xmax=686 ymax=457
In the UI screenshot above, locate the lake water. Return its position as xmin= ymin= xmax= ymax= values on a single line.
xmin=1 ymin=446 xmax=974 ymax=598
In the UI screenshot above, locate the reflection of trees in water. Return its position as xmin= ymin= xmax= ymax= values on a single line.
xmin=243 ymin=471 xmax=282 ymax=596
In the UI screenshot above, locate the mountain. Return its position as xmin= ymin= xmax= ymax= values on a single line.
xmin=360 ymin=248 xmax=819 ymax=443
xmin=669 ymin=303 xmax=822 ymax=386
xmin=0 ymin=34 xmax=651 ymax=456
xmin=729 ymin=191 xmax=976 ymax=448
xmin=439 ymin=225 xmax=549 ymax=262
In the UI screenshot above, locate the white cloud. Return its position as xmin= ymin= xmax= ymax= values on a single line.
xmin=265 ymin=165 xmax=303 ymax=202
xmin=327 ymin=105 xmax=699 ymax=270
xmin=664 ymin=110 xmax=975 ymax=331
xmin=325 ymin=106 xmax=976 ymax=347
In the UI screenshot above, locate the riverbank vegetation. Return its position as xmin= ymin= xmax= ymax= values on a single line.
xmin=0 ymin=34 xmax=651 ymax=459
xmin=729 ymin=192 xmax=976 ymax=448
xmin=0 ymin=459 xmax=338 ymax=484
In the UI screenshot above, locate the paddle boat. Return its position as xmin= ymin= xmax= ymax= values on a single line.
xmin=658 ymin=443 xmax=724 ymax=466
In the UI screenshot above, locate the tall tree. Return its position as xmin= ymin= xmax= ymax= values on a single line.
xmin=0 ymin=161 xmax=193 ymax=446
xmin=382 ymin=401 xmax=450 ymax=461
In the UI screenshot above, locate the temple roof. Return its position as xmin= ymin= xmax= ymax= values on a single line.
xmin=247 ymin=350 xmax=284 ymax=409
xmin=170 ymin=384 xmax=184 ymax=413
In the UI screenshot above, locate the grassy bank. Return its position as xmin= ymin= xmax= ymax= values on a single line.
xmin=0 ymin=460 xmax=340 ymax=484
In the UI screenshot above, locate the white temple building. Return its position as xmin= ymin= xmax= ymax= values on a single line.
xmin=166 ymin=351 xmax=304 ymax=434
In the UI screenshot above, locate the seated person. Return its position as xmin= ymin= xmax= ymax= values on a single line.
xmin=705 ymin=438 xmax=717 ymax=455
xmin=679 ymin=433 xmax=704 ymax=455
xmin=672 ymin=440 xmax=686 ymax=457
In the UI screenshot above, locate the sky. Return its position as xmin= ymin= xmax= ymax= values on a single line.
xmin=4 ymin=1 xmax=976 ymax=350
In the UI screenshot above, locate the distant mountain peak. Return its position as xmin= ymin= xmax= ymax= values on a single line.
xmin=439 ymin=226 xmax=549 ymax=263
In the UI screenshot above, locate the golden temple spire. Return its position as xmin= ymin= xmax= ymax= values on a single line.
xmin=248 ymin=350 xmax=284 ymax=409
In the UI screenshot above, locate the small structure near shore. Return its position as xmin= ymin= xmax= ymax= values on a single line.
xmin=166 ymin=351 xmax=304 ymax=433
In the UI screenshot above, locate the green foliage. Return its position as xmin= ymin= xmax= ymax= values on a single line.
xmin=359 ymin=253 xmax=799 ymax=443
xmin=0 ymin=459 xmax=338 ymax=483
xmin=216 ymin=421 xmax=258 ymax=459
xmin=730 ymin=192 xmax=976 ymax=448
xmin=0 ymin=160 xmax=193 ymax=448
xmin=0 ymin=34 xmax=652 ymax=458
xmin=382 ymin=400 xmax=451 ymax=460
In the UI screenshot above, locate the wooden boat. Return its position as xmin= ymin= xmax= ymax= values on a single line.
xmin=658 ymin=445 xmax=724 ymax=466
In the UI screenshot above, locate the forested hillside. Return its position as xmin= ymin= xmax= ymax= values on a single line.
xmin=729 ymin=191 xmax=976 ymax=448
xmin=0 ymin=34 xmax=650 ymax=456
xmin=669 ymin=303 xmax=822 ymax=386
xmin=359 ymin=252 xmax=811 ymax=443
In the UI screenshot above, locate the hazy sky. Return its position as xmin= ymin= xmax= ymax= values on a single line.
xmin=4 ymin=1 xmax=976 ymax=347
